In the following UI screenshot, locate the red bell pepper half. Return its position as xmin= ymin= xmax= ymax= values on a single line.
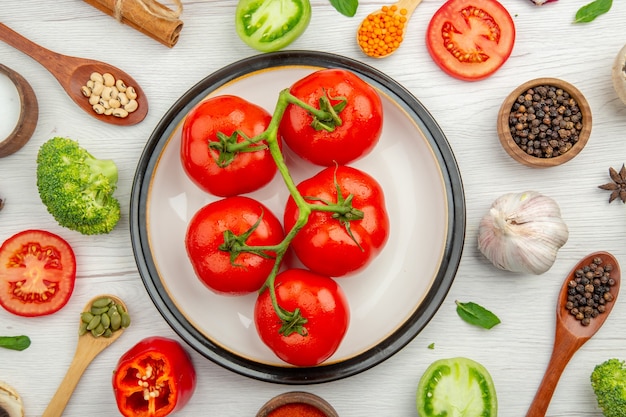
xmin=112 ymin=336 xmax=196 ymax=417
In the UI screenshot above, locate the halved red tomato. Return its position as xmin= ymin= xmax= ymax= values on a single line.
xmin=426 ymin=0 xmax=515 ymax=81
xmin=0 ymin=230 xmax=76 ymax=317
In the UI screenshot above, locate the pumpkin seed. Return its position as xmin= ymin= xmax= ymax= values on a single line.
xmin=86 ymin=315 xmax=101 ymax=331
xmin=80 ymin=296 xmax=130 ymax=338
xmin=107 ymin=305 xmax=118 ymax=318
xmin=92 ymin=297 xmax=112 ymax=308
xmin=81 ymin=312 xmax=94 ymax=323
xmin=100 ymin=313 xmax=111 ymax=329
xmin=91 ymin=323 xmax=105 ymax=337
xmin=116 ymin=303 xmax=126 ymax=314
xmin=110 ymin=311 xmax=122 ymax=331
xmin=121 ymin=312 xmax=131 ymax=329
xmin=90 ymin=305 xmax=109 ymax=315
xmin=79 ymin=322 xmax=88 ymax=336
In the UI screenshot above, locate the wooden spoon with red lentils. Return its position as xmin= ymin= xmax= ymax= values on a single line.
xmin=357 ymin=0 xmax=423 ymax=58
xmin=526 ymin=251 xmax=620 ymax=417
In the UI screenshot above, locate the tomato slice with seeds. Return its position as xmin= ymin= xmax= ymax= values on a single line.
xmin=0 ymin=229 xmax=76 ymax=317
xmin=416 ymin=357 xmax=498 ymax=416
xmin=235 ymin=0 xmax=312 ymax=52
xmin=426 ymin=0 xmax=515 ymax=81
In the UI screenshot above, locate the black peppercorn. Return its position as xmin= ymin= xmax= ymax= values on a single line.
xmin=566 ymin=258 xmax=617 ymax=326
xmin=508 ymin=85 xmax=584 ymax=159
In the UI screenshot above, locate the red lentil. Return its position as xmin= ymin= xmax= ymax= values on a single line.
xmin=358 ymin=5 xmax=407 ymax=58
xmin=267 ymin=402 xmax=327 ymax=417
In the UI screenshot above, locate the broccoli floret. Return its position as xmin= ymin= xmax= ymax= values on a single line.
xmin=591 ymin=358 xmax=626 ymax=417
xmin=36 ymin=137 xmax=121 ymax=235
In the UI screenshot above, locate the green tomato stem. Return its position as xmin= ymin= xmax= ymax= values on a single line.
xmin=217 ymin=88 xmax=353 ymax=334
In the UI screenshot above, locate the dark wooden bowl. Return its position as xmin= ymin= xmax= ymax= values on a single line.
xmin=0 ymin=63 xmax=38 ymax=157
xmin=256 ymin=391 xmax=339 ymax=417
xmin=497 ymin=77 xmax=592 ymax=168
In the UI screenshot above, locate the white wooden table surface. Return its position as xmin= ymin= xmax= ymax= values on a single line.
xmin=1 ymin=1 xmax=626 ymax=416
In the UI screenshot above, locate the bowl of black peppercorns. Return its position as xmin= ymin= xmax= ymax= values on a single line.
xmin=497 ymin=77 xmax=592 ymax=168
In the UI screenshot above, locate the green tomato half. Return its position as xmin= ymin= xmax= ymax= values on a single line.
xmin=235 ymin=0 xmax=312 ymax=53
xmin=416 ymin=357 xmax=498 ymax=417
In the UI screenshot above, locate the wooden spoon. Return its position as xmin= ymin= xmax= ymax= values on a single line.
xmin=42 ymin=295 xmax=129 ymax=417
xmin=0 ymin=23 xmax=148 ymax=126
xmin=357 ymin=0 xmax=423 ymax=58
xmin=526 ymin=251 xmax=621 ymax=417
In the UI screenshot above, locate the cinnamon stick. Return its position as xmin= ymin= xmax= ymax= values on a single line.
xmin=83 ymin=0 xmax=183 ymax=48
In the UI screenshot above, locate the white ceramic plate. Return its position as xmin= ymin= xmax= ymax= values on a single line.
xmin=131 ymin=51 xmax=465 ymax=384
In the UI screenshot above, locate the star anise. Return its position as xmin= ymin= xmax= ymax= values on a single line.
xmin=598 ymin=164 xmax=626 ymax=203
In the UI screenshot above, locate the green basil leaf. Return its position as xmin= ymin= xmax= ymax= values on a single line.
xmin=329 ymin=0 xmax=358 ymax=17
xmin=0 ymin=335 xmax=31 ymax=351
xmin=455 ymin=301 xmax=501 ymax=330
xmin=574 ymin=0 xmax=612 ymax=23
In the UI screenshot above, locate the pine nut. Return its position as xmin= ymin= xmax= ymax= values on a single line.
xmin=125 ymin=86 xmax=137 ymax=100
xmin=118 ymin=92 xmax=129 ymax=106
xmin=90 ymin=72 xmax=104 ymax=83
xmin=102 ymin=73 xmax=115 ymax=87
xmin=83 ymin=72 xmax=139 ymax=117
xmin=112 ymin=108 xmax=129 ymax=118
xmin=101 ymin=86 xmax=113 ymax=101
xmin=115 ymin=79 xmax=127 ymax=92
xmin=124 ymin=99 xmax=138 ymax=113
xmin=91 ymin=81 xmax=104 ymax=96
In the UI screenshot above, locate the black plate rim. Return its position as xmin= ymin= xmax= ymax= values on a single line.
xmin=130 ymin=50 xmax=466 ymax=385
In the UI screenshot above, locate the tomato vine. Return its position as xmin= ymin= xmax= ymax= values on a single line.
xmin=212 ymin=87 xmax=362 ymax=335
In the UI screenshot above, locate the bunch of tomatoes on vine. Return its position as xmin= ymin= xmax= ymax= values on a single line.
xmin=180 ymin=68 xmax=389 ymax=367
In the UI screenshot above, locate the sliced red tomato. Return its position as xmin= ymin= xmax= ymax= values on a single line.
xmin=426 ymin=0 xmax=515 ymax=81
xmin=254 ymin=268 xmax=350 ymax=366
xmin=0 ymin=229 xmax=76 ymax=317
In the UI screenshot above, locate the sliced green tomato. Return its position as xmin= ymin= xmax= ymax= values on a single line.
xmin=416 ymin=357 xmax=497 ymax=417
xmin=235 ymin=0 xmax=311 ymax=52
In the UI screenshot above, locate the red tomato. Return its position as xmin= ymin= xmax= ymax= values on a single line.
xmin=283 ymin=166 xmax=389 ymax=277
xmin=112 ymin=336 xmax=196 ymax=417
xmin=185 ymin=196 xmax=284 ymax=295
xmin=280 ymin=69 xmax=383 ymax=166
xmin=0 ymin=229 xmax=76 ymax=317
xmin=426 ymin=0 xmax=515 ymax=81
xmin=180 ymin=95 xmax=280 ymax=197
xmin=254 ymin=268 xmax=350 ymax=366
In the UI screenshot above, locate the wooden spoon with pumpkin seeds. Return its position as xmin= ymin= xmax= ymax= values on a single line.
xmin=42 ymin=295 xmax=130 ymax=417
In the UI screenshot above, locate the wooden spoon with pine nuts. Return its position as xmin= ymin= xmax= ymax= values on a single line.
xmin=0 ymin=23 xmax=148 ymax=126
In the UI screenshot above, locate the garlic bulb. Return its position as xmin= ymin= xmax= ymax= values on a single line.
xmin=0 ymin=381 xmax=24 ymax=417
xmin=612 ymin=43 xmax=626 ymax=105
xmin=477 ymin=191 xmax=569 ymax=275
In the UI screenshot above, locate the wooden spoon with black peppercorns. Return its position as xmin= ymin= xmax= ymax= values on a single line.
xmin=526 ymin=251 xmax=620 ymax=417
xmin=0 ymin=23 xmax=148 ymax=126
